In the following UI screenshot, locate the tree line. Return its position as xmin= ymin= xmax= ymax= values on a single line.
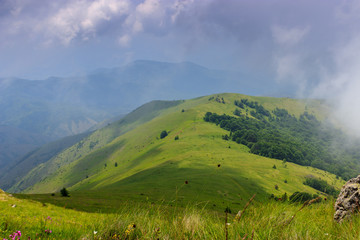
xmin=204 ymin=101 xmax=360 ymax=180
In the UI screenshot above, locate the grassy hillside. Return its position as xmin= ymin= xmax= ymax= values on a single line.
xmin=5 ymin=188 xmax=360 ymax=239
xmin=8 ymin=100 xmax=182 ymax=193
xmin=9 ymin=93 xmax=347 ymax=214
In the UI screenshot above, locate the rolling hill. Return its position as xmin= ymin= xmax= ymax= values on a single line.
xmin=0 ymin=60 xmax=260 ymax=171
xmin=9 ymin=93 xmax=351 ymax=212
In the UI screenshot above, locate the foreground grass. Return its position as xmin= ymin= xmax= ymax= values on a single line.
xmin=2 ymin=191 xmax=360 ymax=239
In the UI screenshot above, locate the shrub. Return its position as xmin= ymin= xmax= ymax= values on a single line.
xmin=303 ymin=177 xmax=338 ymax=197
xmin=174 ymin=136 xmax=179 ymax=140
xmin=160 ymin=130 xmax=168 ymax=139
xmin=60 ymin=187 xmax=69 ymax=197
xmin=289 ymin=192 xmax=313 ymax=203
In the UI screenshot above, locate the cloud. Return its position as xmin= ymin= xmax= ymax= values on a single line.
xmin=118 ymin=34 xmax=130 ymax=47
xmin=1 ymin=0 xmax=360 ymax=135
xmin=272 ymin=25 xmax=310 ymax=46
xmin=45 ymin=0 xmax=130 ymax=45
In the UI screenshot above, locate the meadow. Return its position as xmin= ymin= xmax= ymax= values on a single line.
xmin=2 ymin=189 xmax=360 ymax=239
xmin=2 ymin=93 xmax=356 ymax=239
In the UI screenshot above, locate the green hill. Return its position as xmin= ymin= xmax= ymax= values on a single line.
xmin=11 ymin=93 xmax=351 ymax=211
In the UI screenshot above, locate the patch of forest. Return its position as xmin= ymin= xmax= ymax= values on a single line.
xmin=204 ymin=99 xmax=360 ymax=180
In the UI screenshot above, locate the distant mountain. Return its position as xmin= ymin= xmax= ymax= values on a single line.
xmin=0 ymin=125 xmax=49 ymax=170
xmin=0 ymin=131 xmax=92 ymax=190
xmin=0 ymin=60 xmax=270 ymax=170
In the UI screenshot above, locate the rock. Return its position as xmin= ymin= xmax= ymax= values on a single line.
xmin=334 ymin=175 xmax=360 ymax=222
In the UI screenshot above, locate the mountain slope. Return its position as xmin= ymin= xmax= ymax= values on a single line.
xmin=0 ymin=60 xmax=260 ymax=170
xmin=7 ymin=100 xmax=183 ymax=192
xmin=10 ymin=93 xmax=347 ymax=210
xmin=0 ymin=131 xmax=92 ymax=190
xmin=0 ymin=125 xmax=49 ymax=170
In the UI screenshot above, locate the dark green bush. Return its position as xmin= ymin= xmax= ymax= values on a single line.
xmin=160 ymin=130 xmax=168 ymax=139
xmin=60 ymin=187 xmax=69 ymax=197
xmin=289 ymin=192 xmax=313 ymax=203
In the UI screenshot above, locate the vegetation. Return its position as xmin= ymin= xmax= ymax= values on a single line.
xmin=1 ymin=93 xmax=356 ymax=238
xmin=303 ymin=176 xmax=338 ymax=197
xmin=4 ymin=190 xmax=360 ymax=239
xmin=160 ymin=130 xmax=168 ymax=139
xmin=289 ymin=191 xmax=315 ymax=203
xmin=204 ymin=99 xmax=360 ymax=180
xmin=9 ymin=94 xmax=343 ymax=211
xmin=60 ymin=188 xmax=69 ymax=197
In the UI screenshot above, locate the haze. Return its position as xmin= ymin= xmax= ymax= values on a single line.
xmin=1 ymin=0 xmax=360 ymax=132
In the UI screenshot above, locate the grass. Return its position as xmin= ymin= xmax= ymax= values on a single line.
xmin=10 ymin=93 xmax=343 ymax=214
xmin=4 ymin=93 xmax=351 ymax=239
xmin=4 ymin=190 xmax=360 ymax=239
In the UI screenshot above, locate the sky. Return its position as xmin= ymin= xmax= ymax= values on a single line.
xmin=1 ymin=0 xmax=360 ymax=131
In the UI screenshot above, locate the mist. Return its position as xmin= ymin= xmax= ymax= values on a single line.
xmin=1 ymin=0 xmax=360 ymax=134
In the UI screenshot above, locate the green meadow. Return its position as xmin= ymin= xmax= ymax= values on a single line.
xmin=3 ymin=93 xmax=358 ymax=239
xmin=2 ymin=190 xmax=360 ymax=239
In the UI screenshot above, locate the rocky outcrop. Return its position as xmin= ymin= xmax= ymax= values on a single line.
xmin=334 ymin=175 xmax=360 ymax=222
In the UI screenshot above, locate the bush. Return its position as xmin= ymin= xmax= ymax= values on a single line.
xmin=303 ymin=177 xmax=338 ymax=197
xmin=60 ymin=188 xmax=69 ymax=197
xmin=289 ymin=192 xmax=313 ymax=203
xmin=174 ymin=136 xmax=179 ymax=140
xmin=160 ymin=130 xmax=168 ymax=139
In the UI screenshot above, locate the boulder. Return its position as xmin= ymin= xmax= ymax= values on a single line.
xmin=334 ymin=175 xmax=360 ymax=222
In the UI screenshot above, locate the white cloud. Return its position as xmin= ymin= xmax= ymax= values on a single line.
xmin=118 ymin=34 xmax=130 ymax=47
xmin=44 ymin=0 xmax=130 ymax=45
xmin=272 ymin=25 xmax=310 ymax=46
xmin=136 ymin=0 xmax=162 ymax=17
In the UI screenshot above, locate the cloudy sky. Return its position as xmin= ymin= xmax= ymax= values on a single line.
xmin=1 ymin=1 xmax=360 ymax=102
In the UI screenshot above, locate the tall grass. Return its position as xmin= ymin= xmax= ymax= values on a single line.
xmin=2 ymin=193 xmax=360 ymax=239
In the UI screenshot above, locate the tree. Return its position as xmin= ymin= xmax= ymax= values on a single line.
xmin=60 ymin=187 xmax=69 ymax=197
xmin=234 ymin=108 xmax=241 ymax=116
xmin=160 ymin=130 xmax=168 ymax=139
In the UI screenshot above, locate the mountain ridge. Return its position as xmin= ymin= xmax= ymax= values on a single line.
xmin=6 ymin=93 xmax=349 ymax=212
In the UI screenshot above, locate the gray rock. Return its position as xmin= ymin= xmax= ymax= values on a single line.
xmin=334 ymin=175 xmax=360 ymax=222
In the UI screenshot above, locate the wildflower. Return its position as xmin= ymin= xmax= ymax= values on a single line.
xmin=9 ymin=231 xmax=21 ymax=240
xmin=44 ymin=229 xmax=52 ymax=234
xmin=94 ymin=231 xmax=98 ymax=235
xmin=125 ymin=223 xmax=136 ymax=236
